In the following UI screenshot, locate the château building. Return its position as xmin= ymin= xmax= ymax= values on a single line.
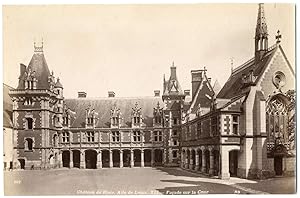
xmin=5 ymin=4 xmax=295 ymax=179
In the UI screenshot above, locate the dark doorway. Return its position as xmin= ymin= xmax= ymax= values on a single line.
xmin=192 ymin=150 xmax=196 ymax=170
xmin=113 ymin=150 xmax=120 ymax=167
xmin=123 ymin=150 xmax=131 ymax=167
xmin=198 ymin=150 xmax=202 ymax=170
xmin=102 ymin=150 xmax=110 ymax=168
xmin=144 ymin=149 xmax=151 ymax=167
xmin=18 ymin=159 xmax=25 ymax=169
xmin=229 ymin=150 xmax=238 ymax=177
xmin=73 ymin=150 xmax=80 ymax=168
xmin=62 ymin=150 xmax=70 ymax=168
xmin=134 ymin=150 xmax=141 ymax=167
xmin=154 ymin=149 xmax=163 ymax=166
xmin=205 ymin=150 xmax=210 ymax=174
xmin=85 ymin=150 xmax=97 ymax=169
xmin=274 ymin=156 xmax=283 ymax=176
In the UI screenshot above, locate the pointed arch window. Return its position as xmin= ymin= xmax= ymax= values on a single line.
xmin=25 ymin=138 xmax=33 ymax=151
xmin=26 ymin=118 xmax=33 ymax=130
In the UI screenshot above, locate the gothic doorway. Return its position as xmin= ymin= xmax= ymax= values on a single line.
xmin=62 ymin=150 xmax=70 ymax=168
xmin=229 ymin=150 xmax=238 ymax=177
xmin=154 ymin=149 xmax=163 ymax=166
xmin=73 ymin=150 xmax=80 ymax=168
xmin=112 ymin=150 xmax=120 ymax=167
xmin=144 ymin=149 xmax=151 ymax=167
xmin=274 ymin=156 xmax=283 ymax=176
xmin=85 ymin=150 xmax=97 ymax=169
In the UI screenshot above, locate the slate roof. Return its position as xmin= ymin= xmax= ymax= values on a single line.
xmin=18 ymin=53 xmax=51 ymax=90
xmin=217 ymin=45 xmax=278 ymax=99
xmin=64 ymin=97 xmax=164 ymax=128
xmin=3 ymin=83 xmax=14 ymax=128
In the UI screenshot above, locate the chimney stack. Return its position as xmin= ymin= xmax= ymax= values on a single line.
xmin=78 ymin=91 xmax=87 ymax=98
xmin=20 ymin=64 xmax=26 ymax=77
xmin=191 ymin=70 xmax=203 ymax=99
xmin=154 ymin=90 xmax=160 ymax=97
xmin=108 ymin=91 xmax=115 ymax=98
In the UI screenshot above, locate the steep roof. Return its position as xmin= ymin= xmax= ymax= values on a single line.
xmin=217 ymin=45 xmax=278 ymax=99
xmin=3 ymin=83 xmax=14 ymax=128
xmin=64 ymin=96 xmax=164 ymax=128
xmin=18 ymin=51 xmax=51 ymax=90
xmin=163 ymin=63 xmax=184 ymax=97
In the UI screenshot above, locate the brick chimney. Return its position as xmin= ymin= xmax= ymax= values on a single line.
xmin=191 ymin=70 xmax=203 ymax=99
xmin=108 ymin=91 xmax=115 ymax=97
xmin=154 ymin=90 xmax=160 ymax=97
xmin=78 ymin=91 xmax=87 ymax=98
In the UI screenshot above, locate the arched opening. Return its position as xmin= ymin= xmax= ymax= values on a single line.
xmin=154 ymin=149 xmax=163 ymax=166
xmin=18 ymin=159 xmax=25 ymax=169
xmin=123 ymin=150 xmax=131 ymax=167
xmin=102 ymin=150 xmax=110 ymax=168
xmin=62 ymin=150 xmax=70 ymax=168
xmin=134 ymin=149 xmax=141 ymax=167
xmin=49 ymin=154 xmax=55 ymax=167
xmin=73 ymin=150 xmax=80 ymax=168
xmin=53 ymin=134 xmax=58 ymax=147
xmin=25 ymin=138 xmax=33 ymax=151
xmin=187 ymin=149 xmax=190 ymax=168
xmin=191 ymin=150 xmax=196 ymax=170
xmin=274 ymin=155 xmax=283 ymax=176
xmin=26 ymin=118 xmax=33 ymax=129
xmin=213 ymin=150 xmax=220 ymax=176
xmin=198 ymin=149 xmax=202 ymax=171
xmin=85 ymin=150 xmax=97 ymax=169
xmin=112 ymin=150 xmax=120 ymax=167
xmin=204 ymin=150 xmax=210 ymax=174
xmin=144 ymin=149 xmax=152 ymax=167
xmin=229 ymin=150 xmax=238 ymax=177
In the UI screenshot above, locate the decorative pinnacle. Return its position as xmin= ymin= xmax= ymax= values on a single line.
xmin=34 ymin=38 xmax=44 ymax=53
xmin=172 ymin=61 xmax=175 ymax=67
xmin=276 ymin=30 xmax=282 ymax=44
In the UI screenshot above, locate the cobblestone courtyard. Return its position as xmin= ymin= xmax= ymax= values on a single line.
xmin=4 ymin=167 xmax=296 ymax=195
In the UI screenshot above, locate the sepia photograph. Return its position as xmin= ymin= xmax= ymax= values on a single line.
xmin=2 ymin=2 xmax=296 ymax=195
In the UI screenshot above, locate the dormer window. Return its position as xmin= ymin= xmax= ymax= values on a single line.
xmin=112 ymin=117 xmax=119 ymax=126
xmin=155 ymin=116 xmax=162 ymax=124
xmin=132 ymin=102 xmax=142 ymax=127
xmin=134 ymin=116 xmax=140 ymax=124
xmin=63 ymin=116 xmax=69 ymax=125
xmin=87 ymin=117 xmax=94 ymax=125
xmin=24 ymin=68 xmax=37 ymax=90
xmin=153 ymin=102 xmax=163 ymax=125
xmin=86 ymin=107 xmax=98 ymax=128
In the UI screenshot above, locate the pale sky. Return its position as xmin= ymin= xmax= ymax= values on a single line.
xmin=3 ymin=4 xmax=295 ymax=98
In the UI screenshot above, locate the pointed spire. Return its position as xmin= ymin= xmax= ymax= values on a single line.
xmin=255 ymin=3 xmax=268 ymax=62
xmin=256 ymin=3 xmax=268 ymax=38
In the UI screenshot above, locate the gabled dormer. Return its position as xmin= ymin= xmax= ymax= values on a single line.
xmin=131 ymin=102 xmax=142 ymax=128
xmin=85 ymin=106 xmax=98 ymax=128
xmin=24 ymin=68 xmax=37 ymax=90
xmin=110 ymin=105 xmax=122 ymax=128
xmin=153 ymin=102 xmax=163 ymax=127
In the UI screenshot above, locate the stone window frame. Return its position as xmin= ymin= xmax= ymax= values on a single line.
xmin=232 ymin=115 xmax=239 ymax=135
xmin=153 ymin=130 xmax=163 ymax=142
xmin=172 ymin=150 xmax=178 ymax=158
xmin=24 ymin=137 xmax=35 ymax=152
xmin=111 ymin=131 xmax=120 ymax=142
xmin=86 ymin=131 xmax=95 ymax=142
xmin=23 ymin=113 xmax=36 ymax=130
xmin=62 ymin=132 xmax=70 ymax=143
xmin=133 ymin=130 xmax=141 ymax=142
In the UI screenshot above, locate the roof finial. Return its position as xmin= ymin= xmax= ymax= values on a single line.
xmin=34 ymin=38 xmax=44 ymax=53
xmin=203 ymin=66 xmax=207 ymax=74
xmin=172 ymin=61 xmax=175 ymax=67
xmin=276 ymin=30 xmax=282 ymax=44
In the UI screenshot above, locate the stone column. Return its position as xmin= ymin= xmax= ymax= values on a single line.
xmin=120 ymin=150 xmax=123 ymax=168
xmin=195 ymin=150 xmax=200 ymax=171
xmin=109 ymin=150 xmax=113 ymax=168
xmin=151 ymin=149 xmax=155 ymax=166
xmin=220 ymin=148 xmax=230 ymax=179
xmin=59 ymin=151 xmax=63 ymax=168
xmin=209 ymin=149 xmax=215 ymax=175
xmin=97 ymin=150 xmax=102 ymax=169
xmin=141 ymin=150 xmax=144 ymax=167
xmin=80 ymin=150 xmax=85 ymax=169
xmin=201 ymin=149 xmax=206 ymax=173
xmin=189 ymin=150 xmax=194 ymax=170
xmin=163 ymin=149 xmax=166 ymax=165
xmin=130 ymin=150 xmax=134 ymax=168
xmin=185 ymin=151 xmax=189 ymax=169
xmin=69 ymin=150 xmax=73 ymax=168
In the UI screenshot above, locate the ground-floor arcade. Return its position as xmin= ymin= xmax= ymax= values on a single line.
xmin=60 ymin=148 xmax=165 ymax=169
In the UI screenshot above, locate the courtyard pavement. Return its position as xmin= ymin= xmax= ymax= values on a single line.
xmin=4 ymin=167 xmax=296 ymax=195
